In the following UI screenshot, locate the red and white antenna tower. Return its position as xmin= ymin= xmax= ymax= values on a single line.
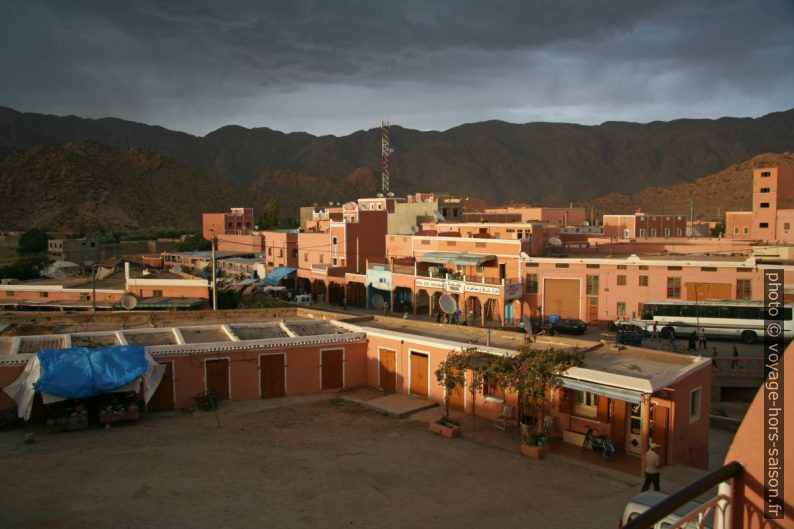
xmin=381 ymin=120 xmax=393 ymax=193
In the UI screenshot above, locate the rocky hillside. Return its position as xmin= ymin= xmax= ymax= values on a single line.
xmin=583 ymin=152 xmax=794 ymax=219
xmin=0 ymin=142 xmax=241 ymax=230
xmin=2 ymin=106 xmax=794 ymax=210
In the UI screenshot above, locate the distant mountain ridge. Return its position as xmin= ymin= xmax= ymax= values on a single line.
xmin=1 ymin=106 xmax=794 ymax=226
xmin=582 ymin=152 xmax=794 ymax=219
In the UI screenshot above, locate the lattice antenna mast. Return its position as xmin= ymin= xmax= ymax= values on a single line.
xmin=381 ymin=120 xmax=393 ymax=192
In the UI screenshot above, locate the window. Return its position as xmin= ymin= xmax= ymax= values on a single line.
xmin=420 ymin=240 xmax=430 ymax=245
xmin=268 ymin=247 xmax=272 ymax=256
xmin=586 ymin=264 xmax=600 ymax=269
xmin=760 ymin=187 xmax=770 ymax=193
xmin=736 ymin=267 xmax=752 ymax=272
xmin=785 ymin=223 xmax=791 ymax=230
xmin=736 ymin=279 xmax=752 ymax=300
xmin=153 ymin=289 xmax=163 ymax=297
xmin=525 ymin=273 xmax=538 ymax=294
xmin=574 ymin=391 xmax=598 ymax=419
xmin=676 ymin=228 xmax=682 ymax=236
xmin=760 ymin=202 xmax=770 ymax=208
xmin=667 ymin=266 xmax=682 ymax=271
xmin=6 ymin=291 xmax=14 ymax=297
xmin=80 ymin=293 xmax=91 ymax=301
xmin=555 ymin=263 xmax=569 ymax=268
xmin=586 ymin=275 xmax=599 ymax=295
xmin=639 ymin=265 xmax=648 ymax=270
xmin=734 ymin=227 xmax=739 ymax=234
xmin=292 ymin=249 xmax=298 ymax=258
xmin=447 ymin=240 xmax=457 ymax=247
xmin=664 ymin=228 xmax=671 ymax=237
xmin=278 ymin=248 xmax=283 ymax=257
xmin=650 ymin=229 xmax=657 ymax=237
xmin=639 ymin=275 xmax=648 ymax=286
xmin=525 ymin=262 xmax=539 ymax=268
xmin=639 ymin=228 xmax=647 ymax=237
xmin=617 ymin=265 xmax=627 ymax=270
xmin=617 ymin=301 xmax=627 ymax=317
xmin=760 ymin=222 xmax=769 ymax=228
xmin=667 ymin=277 xmax=681 ymax=298
xmin=690 ymin=387 xmax=702 ymax=423
xmin=39 ymin=291 xmax=48 ymax=298
xmin=319 ymin=254 xmax=324 ymax=264
xmin=304 ymin=253 xmax=308 ymax=262
xmin=617 ymin=275 xmax=626 ymax=286
xmin=483 ymin=377 xmax=505 ymax=401
xmin=475 ymin=242 xmax=486 ymax=248
xmin=743 ymin=228 xmax=749 ymax=234
xmin=761 ymin=171 xmax=771 ymax=177
xmin=700 ymin=267 xmax=717 ymax=272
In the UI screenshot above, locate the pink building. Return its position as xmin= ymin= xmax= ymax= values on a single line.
xmin=726 ymin=165 xmax=794 ymax=242
xmin=483 ymin=206 xmax=586 ymax=226
xmin=202 ymin=207 xmax=254 ymax=239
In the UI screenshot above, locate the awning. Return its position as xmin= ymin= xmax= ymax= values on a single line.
xmin=557 ymin=377 xmax=645 ymax=404
xmin=265 ymin=266 xmax=297 ymax=285
xmin=417 ymin=252 xmax=496 ymax=267
xmin=115 ymin=297 xmax=206 ymax=309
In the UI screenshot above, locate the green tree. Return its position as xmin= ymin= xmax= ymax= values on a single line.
xmin=17 ymin=228 xmax=49 ymax=255
xmin=177 ymin=234 xmax=212 ymax=252
xmin=216 ymin=289 xmax=241 ymax=310
xmin=0 ymin=258 xmax=40 ymax=280
xmin=259 ymin=198 xmax=280 ymax=230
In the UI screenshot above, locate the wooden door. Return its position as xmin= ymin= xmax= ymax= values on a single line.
xmin=626 ymin=402 xmax=643 ymax=455
xmin=148 ymin=362 xmax=174 ymax=411
xmin=379 ymin=349 xmax=396 ymax=393
xmin=652 ymin=405 xmax=670 ymax=466
xmin=611 ymin=400 xmax=627 ymax=452
xmin=410 ymin=352 xmax=428 ymax=398
xmin=206 ymin=359 xmax=230 ymax=400
xmin=260 ymin=354 xmax=286 ymax=399
xmin=321 ymin=349 xmax=344 ymax=390
xmin=447 ymin=368 xmax=465 ymax=410
xmin=543 ymin=278 xmax=580 ymax=319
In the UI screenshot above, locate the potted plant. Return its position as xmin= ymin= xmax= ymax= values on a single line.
xmin=521 ymin=432 xmax=549 ymax=459
xmin=431 ymin=351 xmax=467 ymax=438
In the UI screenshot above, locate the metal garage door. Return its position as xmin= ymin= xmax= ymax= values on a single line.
xmin=543 ymin=278 xmax=580 ymax=319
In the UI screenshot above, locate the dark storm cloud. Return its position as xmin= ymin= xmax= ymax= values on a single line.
xmin=1 ymin=0 xmax=792 ymax=135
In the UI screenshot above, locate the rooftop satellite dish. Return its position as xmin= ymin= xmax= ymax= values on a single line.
xmin=52 ymin=269 xmax=68 ymax=281
xmin=411 ymin=225 xmax=419 ymax=233
xmin=387 ymin=192 xmax=394 ymax=197
xmin=548 ymin=236 xmax=563 ymax=247
xmin=439 ymin=294 xmax=457 ymax=314
xmin=583 ymin=220 xmax=590 ymax=227
xmin=121 ymin=295 xmax=138 ymax=311
xmin=328 ymin=201 xmax=334 ymax=206
xmin=254 ymin=225 xmax=259 ymax=230
xmin=171 ymin=265 xmax=182 ymax=274
xmin=376 ymin=193 xmax=384 ymax=198
xmin=371 ymin=293 xmax=385 ymax=309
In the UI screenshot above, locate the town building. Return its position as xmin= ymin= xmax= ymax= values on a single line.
xmin=603 ymin=211 xmax=688 ymax=239
xmin=47 ymin=238 xmax=121 ymax=265
xmin=0 ymin=309 xmax=712 ymax=471
xmin=473 ymin=206 xmax=586 ymax=226
xmin=726 ymin=165 xmax=794 ymax=242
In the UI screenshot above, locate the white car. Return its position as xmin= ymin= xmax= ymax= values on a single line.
xmin=619 ymin=491 xmax=713 ymax=529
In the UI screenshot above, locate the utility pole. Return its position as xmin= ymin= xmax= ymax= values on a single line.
xmin=92 ymin=263 xmax=99 ymax=313
xmin=211 ymin=229 xmax=218 ymax=311
xmin=690 ymin=199 xmax=694 ymax=237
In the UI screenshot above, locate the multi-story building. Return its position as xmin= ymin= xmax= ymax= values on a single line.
xmin=47 ymin=238 xmax=121 ymax=265
xmin=602 ymin=211 xmax=688 ymax=239
xmin=476 ymin=206 xmax=586 ymax=226
xmin=726 ymin=165 xmax=794 ymax=242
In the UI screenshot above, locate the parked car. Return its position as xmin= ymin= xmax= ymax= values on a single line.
xmin=551 ymin=319 xmax=587 ymax=335
xmin=293 ymin=294 xmax=312 ymax=305
xmin=619 ymin=490 xmax=713 ymax=529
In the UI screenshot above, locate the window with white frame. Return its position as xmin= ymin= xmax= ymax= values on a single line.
xmin=574 ymin=391 xmax=598 ymax=419
xmin=690 ymin=387 xmax=701 ymax=423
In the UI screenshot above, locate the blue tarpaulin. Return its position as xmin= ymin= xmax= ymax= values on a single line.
xmin=265 ymin=266 xmax=296 ymax=285
xmin=34 ymin=345 xmax=148 ymax=398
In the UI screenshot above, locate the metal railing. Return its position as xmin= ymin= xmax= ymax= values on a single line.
xmin=623 ymin=461 xmax=785 ymax=529
xmin=712 ymin=357 xmax=764 ymax=377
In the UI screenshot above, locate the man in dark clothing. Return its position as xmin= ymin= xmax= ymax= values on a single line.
xmin=687 ymin=332 xmax=697 ymax=352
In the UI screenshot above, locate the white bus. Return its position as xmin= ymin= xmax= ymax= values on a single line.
xmin=640 ymin=300 xmax=793 ymax=344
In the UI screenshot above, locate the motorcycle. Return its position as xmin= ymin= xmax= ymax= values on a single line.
xmin=582 ymin=426 xmax=615 ymax=460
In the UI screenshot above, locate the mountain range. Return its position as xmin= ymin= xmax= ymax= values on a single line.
xmin=1 ymin=106 xmax=793 ymax=230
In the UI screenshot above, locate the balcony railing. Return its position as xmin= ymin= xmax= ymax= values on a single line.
xmin=625 ymin=461 xmax=785 ymax=529
xmin=712 ymin=357 xmax=764 ymax=378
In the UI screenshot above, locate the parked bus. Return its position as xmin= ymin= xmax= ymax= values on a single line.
xmin=639 ymin=300 xmax=793 ymax=344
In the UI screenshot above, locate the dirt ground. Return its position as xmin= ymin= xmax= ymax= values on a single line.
xmin=0 ymin=395 xmax=645 ymax=529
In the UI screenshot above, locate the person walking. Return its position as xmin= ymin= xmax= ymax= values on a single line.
xmin=641 ymin=442 xmax=662 ymax=492
xmin=651 ymin=321 xmax=658 ymax=340
xmin=731 ymin=346 xmax=739 ymax=369
xmin=669 ymin=329 xmax=676 ymax=350
xmin=711 ymin=347 xmax=718 ymax=368
xmin=698 ymin=327 xmax=707 ymax=351
xmin=687 ymin=332 xmax=697 ymax=352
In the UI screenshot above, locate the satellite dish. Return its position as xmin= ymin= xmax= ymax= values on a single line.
xmin=548 ymin=236 xmax=563 ymax=247
xmin=52 ymin=270 xmax=67 ymax=281
xmin=411 ymin=225 xmax=419 ymax=233
xmin=439 ymin=294 xmax=457 ymax=314
xmin=121 ymin=295 xmax=138 ymax=311
xmin=371 ymin=294 xmax=385 ymax=309
xmin=254 ymin=225 xmax=259 ymax=230
xmin=171 ymin=265 xmax=182 ymax=274
xmin=583 ymin=220 xmax=590 ymax=227
xmin=376 ymin=193 xmax=384 ymax=198
xmin=328 ymin=201 xmax=334 ymax=206
xmin=387 ymin=192 xmax=394 ymax=197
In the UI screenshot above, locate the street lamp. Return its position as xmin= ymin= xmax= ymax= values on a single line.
xmin=91 ymin=263 xmax=100 ymax=313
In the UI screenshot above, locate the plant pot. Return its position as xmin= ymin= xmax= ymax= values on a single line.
xmin=429 ymin=419 xmax=461 ymax=438
xmin=521 ymin=442 xmax=549 ymax=459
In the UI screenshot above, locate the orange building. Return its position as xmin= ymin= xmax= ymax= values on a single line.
xmin=726 ymin=165 xmax=794 ymax=243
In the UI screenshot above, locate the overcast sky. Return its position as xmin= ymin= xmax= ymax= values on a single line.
xmin=1 ymin=0 xmax=793 ymax=136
